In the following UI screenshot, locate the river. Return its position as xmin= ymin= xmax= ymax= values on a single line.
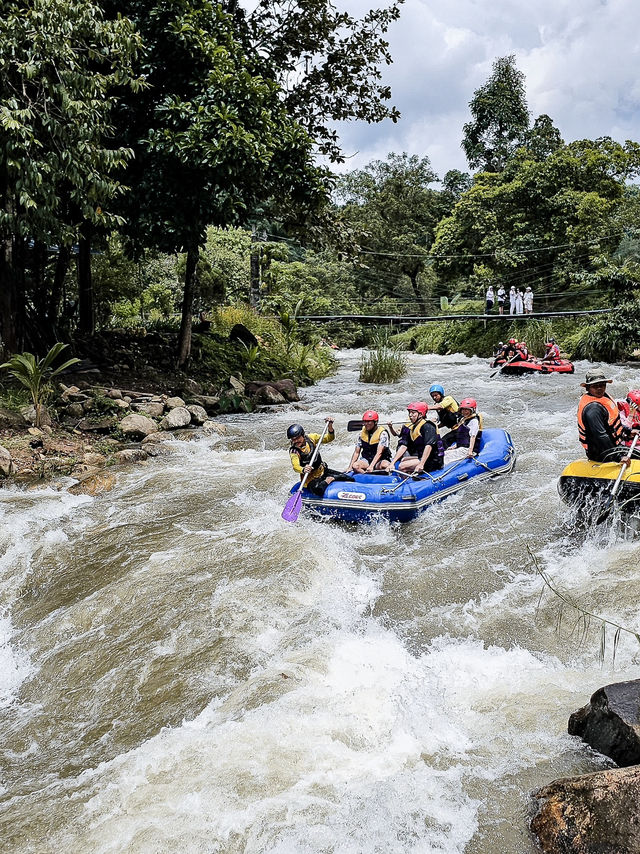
xmin=1 ymin=351 xmax=639 ymax=853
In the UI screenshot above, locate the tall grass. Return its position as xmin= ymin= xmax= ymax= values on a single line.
xmin=359 ymin=333 xmax=407 ymax=383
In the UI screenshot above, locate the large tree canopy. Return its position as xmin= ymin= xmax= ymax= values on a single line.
xmin=432 ymin=137 xmax=640 ymax=304
xmin=337 ymin=152 xmax=445 ymax=312
xmin=233 ymin=0 xmax=403 ymax=162
xmin=462 ymin=54 xmax=530 ymax=173
xmin=0 ymin=0 xmax=142 ymax=353
xmin=104 ymin=0 xmax=331 ymax=364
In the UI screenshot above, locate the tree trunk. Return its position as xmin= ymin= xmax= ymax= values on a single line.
xmin=250 ymin=226 xmax=261 ymax=308
xmin=176 ymin=244 xmax=199 ymax=369
xmin=49 ymin=245 xmax=71 ymax=336
xmin=78 ymin=221 xmax=94 ymax=335
xmin=0 ymin=235 xmax=17 ymax=358
xmin=407 ymin=268 xmax=428 ymax=314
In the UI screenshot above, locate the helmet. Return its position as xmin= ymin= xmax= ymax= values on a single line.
xmin=459 ymin=397 xmax=477 ymax=411
xmin=407 ymin=401 xmax=428 ymax=416
xmin=287 ymin=424 xmax=305 ymax=440
xmin=509 ymin=338 xmax=517 ymax=344
xmin=546 ymin=338 xmax=555 ymax=347
xmin=517 ymin=342 xmax=526 ymax=348
xmin=627 ymin=390 xmax=640 ymax=407
xmin=362 ymin=410 xmax=379 ymax=421
xmin=429 ymin=383 xmax=445 ymax=397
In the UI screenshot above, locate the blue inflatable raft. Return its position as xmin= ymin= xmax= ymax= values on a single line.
xmin=287 ymin=428 xmax=517 ymax=523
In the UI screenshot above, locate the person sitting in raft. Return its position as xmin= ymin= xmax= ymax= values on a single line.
xmin=577 ymin=371 xmax=640 ymax=462
xmin=502 ymin=338 xmax=520 ymax=361
xmin=516 ymin=341 xmax=529 ymax=360
xmin=427 ymin=384 xmax=459 ymax=432
xmin=616 ymin=390 xmax=640 ymax=444
xmin=287 ymin=419 xmax=354 ymax=497
xmin=390 ymin=402 xmax=444 ymax=474
xmin=348 ymin=410 xmax=392 ymax=473
xmin=541 ymin=338 xmax=561 ymax=364
xmin=442 ymin=398 xmax=483 ymax=461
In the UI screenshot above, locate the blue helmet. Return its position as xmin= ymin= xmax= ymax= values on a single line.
xmin=429 ymin=384 xmax=445 ymax=397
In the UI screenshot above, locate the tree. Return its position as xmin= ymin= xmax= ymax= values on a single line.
xmin=522 ymin=114 xmax=563 ymax=161
xmin=104 ymin=0 xmax=331 ymax=367
xmin=0 ymin=0 xmax=142 ymax=354
xmin=234 ymin=0 xmax=403 ymax=162
xmin=338 ymin=153 xmax=443 ymax=312
xmin=462 ymin=55 xmax=530 ymax=173
xmin=432 ymin=137 xmax=640 ymax=306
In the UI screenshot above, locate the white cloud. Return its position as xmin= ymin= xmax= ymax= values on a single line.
xmin=333 ymin=0 xmax=640 ymax=180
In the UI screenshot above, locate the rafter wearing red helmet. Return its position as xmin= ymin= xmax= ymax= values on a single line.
xmin=349 ymin=410 xmax=392 ymax=473
xmin=617 ymin=389 xmax=640 ymax=445
xmin=390 ymin=403 xmax=444 ymax=474
xmin=442 ymin=397 xmax=484 ymax=461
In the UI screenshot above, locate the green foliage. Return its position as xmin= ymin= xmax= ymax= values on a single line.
xmin=0 ymin=343 xmax=80 ymax=426
xmin=359 ymin=333 xmax=407 ymax=383
xmin=0 ymin=0 xmax=142 ymax=243
xmin=392 ymin=317 xmax=584 ymax=359
xmin=337 ymin=152 xmax=445 ymax=313
xmin=241 ymin=0 xmax=402 ymax=163
xmin=462 ymin=55 xmax=530 ymax=172
xmin=568 ymin=299 xmax=640 ymax=361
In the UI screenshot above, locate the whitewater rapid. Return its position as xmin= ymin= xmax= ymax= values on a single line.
xmin=1 ymin=351 xmax=638 ymax=853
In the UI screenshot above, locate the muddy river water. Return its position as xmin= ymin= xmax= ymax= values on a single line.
xmin=1 ymin=351 xmax=639 ymax=853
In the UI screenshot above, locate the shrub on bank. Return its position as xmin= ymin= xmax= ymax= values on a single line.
xmin=391 ymin=317 xmax=593 ymax=359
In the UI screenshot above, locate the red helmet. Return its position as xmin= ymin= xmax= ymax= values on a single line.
xmin=517 ymin=342 xmax=526 ymax=348
xmin=407 ymin=401 xmax=428 ymax=416
xmin=508 ymin=338 xmax=517 ymax=344
xmin=627 ymin=391 xmax=640 ymax=408
xmin=362 ymin=410 xmax=379 ymax=421
xmin=459 ymin=398 xmax=477 ymax=410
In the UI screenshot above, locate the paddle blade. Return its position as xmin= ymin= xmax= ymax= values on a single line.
xmin=347 ymin=420 xmax=364 ymax=432
xmin=282 ymin=489 xmax=303 ymax=522
xmin=595 ymin=493 xmax=615 ymax=525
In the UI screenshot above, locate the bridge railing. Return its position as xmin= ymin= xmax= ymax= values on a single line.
xmin=296 ymin=308 xmax=613 ymax=325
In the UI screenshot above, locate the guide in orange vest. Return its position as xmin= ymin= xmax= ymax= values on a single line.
xmin=576 ymin=370 xmax=638 ymax=462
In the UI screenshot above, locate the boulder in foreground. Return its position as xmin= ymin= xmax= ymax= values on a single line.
xmin=569 ymin=680 xmax=640 ymax=767
xmin=530 ymin=765 xmax=640 ymax=853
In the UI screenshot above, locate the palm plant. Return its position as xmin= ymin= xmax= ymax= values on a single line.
xmin=0 ymin=343 xmax=80 ymax=427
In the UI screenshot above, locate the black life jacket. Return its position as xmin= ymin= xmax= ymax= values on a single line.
xmin=290 ymin=437 xmax=324 ymax=476
xmin=359 ymin=426 xmax=392 ymax=463
xmin=453 ymin=413 xmax=483 ymax=448
xmin=400 ymin=419 xmax=444 ymax=461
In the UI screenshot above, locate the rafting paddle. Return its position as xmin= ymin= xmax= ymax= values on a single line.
xmin=282 ymin=421 xmax=331 ymax=523
xmin=489 ymin=353 xmax=519 ymax=378
xmin=347 ymin=419 xmax=404 ymax=432
xmin=595 ymin=433 xmax=640 ymax=525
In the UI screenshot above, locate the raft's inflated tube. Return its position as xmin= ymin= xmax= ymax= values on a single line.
xmin=558 ymin=458 xmax=640 ymax=511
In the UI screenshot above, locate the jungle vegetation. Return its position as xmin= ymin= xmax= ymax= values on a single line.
xmin=3 ymin=16 xmax=640 ymax=368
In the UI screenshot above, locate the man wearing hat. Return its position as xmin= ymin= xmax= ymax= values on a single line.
xmin=577 ymin=370 xmax=634 ymax=462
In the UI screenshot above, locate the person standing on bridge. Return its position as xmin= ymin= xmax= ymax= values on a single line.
xmin=485 ymin=286 xmax=494 ymax=314
xmin=497 ymin=286 xmax=506 ymax=314
xmin=509 ymin=287 xmax=517 ymax=315
xmin=515 ymin=289 xmax=524 ymax=315
xmin=524 ymin=287 xmax=533 ymax=314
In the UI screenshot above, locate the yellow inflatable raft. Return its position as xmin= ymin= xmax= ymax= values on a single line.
xmin=558 ymin=458 xmax=640 ymax=513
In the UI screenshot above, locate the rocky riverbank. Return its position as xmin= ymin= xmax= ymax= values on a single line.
xmin=0 ymin=373 xmax=300 ymax=493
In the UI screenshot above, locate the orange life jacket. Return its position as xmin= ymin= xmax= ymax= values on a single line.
xmin=577 ymin=393 xmax=623 ymax=452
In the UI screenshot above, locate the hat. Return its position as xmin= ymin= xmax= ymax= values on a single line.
xmin=581 ymin=370 xmax=613 ymax=387
xmin=525 ymin=287 xmax=532 ymax=291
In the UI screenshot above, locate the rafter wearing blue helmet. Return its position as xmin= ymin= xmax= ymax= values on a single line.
xmin=428 ymin=384 xmax=460 ymax=431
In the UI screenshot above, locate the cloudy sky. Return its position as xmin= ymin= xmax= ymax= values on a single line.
xmin=333 ymin=0 xmax=640 ymax=181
